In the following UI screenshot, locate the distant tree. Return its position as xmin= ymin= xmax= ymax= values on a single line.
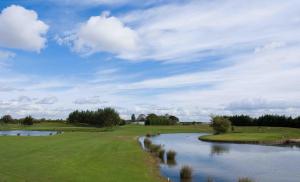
xmin=1 ymin=115 xmax=13 ymax=124
xmin=67 ymin=107 xmax=121 ymax=127
xmin=101 ymin=108 xmax=121 ymax=127
xmin=145 ymin=113 xmax=178 ymax=125
xmin=169 ymin=115 xmax=179 ymax=123
xmin=211 ymin=116 xmax=231 ymax=134
xmin=22 ymin=116 xmax=34 ymax=125
xmin=131 ymin=114 xmax=136 ymax=122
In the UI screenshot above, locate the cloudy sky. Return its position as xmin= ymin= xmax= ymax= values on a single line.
xmin=0 ymin=0 xmax=300 ymax=121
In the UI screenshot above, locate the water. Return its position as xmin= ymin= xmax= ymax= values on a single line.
xmin=140 ymin=133 xmax=300 ymax=182
xmin=0 ymin=130 xmax=60 ymax=136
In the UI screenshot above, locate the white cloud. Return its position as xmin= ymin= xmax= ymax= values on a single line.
xmin=60 ymin=12 xmax=138 ymax=56
xmin=118 ymin=0 xmax=300 ymax=61
xmin=74 ymin=96 xmax=107 ymax=105
xmin=0 ymin=5 xmax=49 ymax=52
xmin=36 ymin=96 xmax=58 ymax=105
xmin=0 ymin=50 xmax=15 ymax=60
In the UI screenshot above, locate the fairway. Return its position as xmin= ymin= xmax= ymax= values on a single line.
xmin=0 ymin=124 xmax=210 ymax=182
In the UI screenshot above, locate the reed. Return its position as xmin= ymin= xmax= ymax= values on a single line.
xmin=166 ymin=150 xmax=176 ymax=161
xmin=180 ymin=165 xmax=192 ymax=179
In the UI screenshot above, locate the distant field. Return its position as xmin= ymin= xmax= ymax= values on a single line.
xmin=200 ymin=126 xmax=300 ymax=143
xmin=0 ymin=123 xmax=210 ymax=182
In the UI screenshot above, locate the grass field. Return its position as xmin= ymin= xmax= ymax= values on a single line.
xmin=1 ymin=123 xmax=300 ymax=182
xmin=0 ymin=123 xmax=210 ymax=182
xmin=199 ymin=126 xmax=300 ymax=143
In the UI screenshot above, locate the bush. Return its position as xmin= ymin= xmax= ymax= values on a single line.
xmin=149 ymin=144 xmax=161 ymax=154
xmin=0 ymin=115 xmax=13 ymax=124
xmin=166 ymin=150 xmax=176 ymax=161
xmin=143 ymin=138 xmax=152 ymax=149
xmin=158 ymin=149 xmax=165 ymax=161
xmin=211 ymin=116 xmax=231 ymax=134
xmin=180 ymin=165 xmax=192 ymax=179
xmin=22 ymin=116 xmax=34 ymax=125
xmin=238 ymin=177 xmax=254 ymax=182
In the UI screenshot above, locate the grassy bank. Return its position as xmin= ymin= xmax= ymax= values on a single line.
xmin=0 ymin=123 xmax=210 ymax=182
xmin=199 ymin=126 xmax=300 ymax=144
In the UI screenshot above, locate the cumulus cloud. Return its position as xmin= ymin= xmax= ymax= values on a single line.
xmin=36 ymin=97 xmax=58 ymax=105
xmin=59 ymin=12 xmax=138 ymax=56
xmin=0 ymin=5 xmax=49 ymax=52
xmin=119 ymin=0 xmax=300 ymax=61
xmin=74 ymin=96 xmax=107 ymax=105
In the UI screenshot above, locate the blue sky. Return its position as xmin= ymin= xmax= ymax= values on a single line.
xmin=0 ymin=0 xmax=300 ymax=121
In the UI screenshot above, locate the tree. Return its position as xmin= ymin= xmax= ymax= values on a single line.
xmin=22 ymin=116 xmax=34 ymax=125
xmin=169 ymin=115 xmax=179 ymax=123
xmin=131 ymin=114 xmax=136 ymax=122
xmin=67 ymin=108 xmax=121 ymax=127
xmin=1 ymin=115 xmax=13 ymax=124
xmin=211 ymin=116 xmax=231 ymax=134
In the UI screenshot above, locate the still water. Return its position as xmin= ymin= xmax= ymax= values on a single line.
xmin=140 ymin=133 xmax=300 ymax=182
xmin=0 ymin=130 xmax=60 ymax=136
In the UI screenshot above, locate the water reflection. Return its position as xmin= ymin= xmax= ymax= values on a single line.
xmin=210 ymin=144 xmax=230 ymax=156
xmin=166 ymin=158 xmax=177 ymax=167
xmin=0 ymin=130 xmax=60 ymax=136
xmin=140 ymin=133 xmax=300 ymax=182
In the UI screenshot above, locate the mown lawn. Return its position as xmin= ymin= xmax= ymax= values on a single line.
xmin=200 ymin=126 xmax=300 ymax=143
xmin=0 ymin=124 xmax=210 ymax=182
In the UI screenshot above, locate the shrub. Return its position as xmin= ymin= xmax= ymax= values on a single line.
xmin=22 ymin=116 xmax=34 ymax=125
xmin=238 ymin=177 xmax=254 ymax=182
xmin=149 ymin=144 xmax=161 ymax=153
xmin=180 ymin=165 xmax=192 ymax=179
xmin=166 ymin=150 xmax=176 ymax=161
xmin=211 ymin=116 xmax=231 ymax=134
xmin=158 ymin=149 xmax=165 ymax=161
xmin=143 ymin=138 xmax=152 ymax=149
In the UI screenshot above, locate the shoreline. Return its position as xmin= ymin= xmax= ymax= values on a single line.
xmin=199 ymin=135 xmax=300 ymax=146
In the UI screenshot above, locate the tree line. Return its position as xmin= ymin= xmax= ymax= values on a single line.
xmin=144 ymin=113 xmax=179 ymax=125
xmin=67 ymin=107 xmax=122 ymax=127
xmin=0 ymin=115 xmax=59 ymax=125
xmin=220 ymin=114 xmax=300 ymax=128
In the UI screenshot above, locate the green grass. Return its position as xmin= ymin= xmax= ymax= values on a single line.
xmin=0 ymin=123 xmax=209 ymax=182
xmin=200 ymin=126 xmax=300 ymax=143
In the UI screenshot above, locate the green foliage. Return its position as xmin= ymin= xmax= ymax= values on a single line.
xmin=211 ymin=116 xmax=231 ymax=134
xmin=67 ymin=107 xmax=121 ymax=127
xmin=223 ymin=114 xmax=300 ymax=128
xmin=180 ymin=165 xmax=192 ymax=179
xmin=22 ymin=116 xmax=34 ymax=125
xmin=145 ymin=113 xmax=179 ymax=125
xmin=0 ymin=115 xmax=13 ymax=124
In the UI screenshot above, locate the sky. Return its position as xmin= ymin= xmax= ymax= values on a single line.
xmin=0 ymin=0 xmax=300 ymax=121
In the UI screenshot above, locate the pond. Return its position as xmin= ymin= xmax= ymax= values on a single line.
xmin=140 ymin=133 xmax=300 ymax=182
xmin=0 ymin=130 xmax=60 ymax=136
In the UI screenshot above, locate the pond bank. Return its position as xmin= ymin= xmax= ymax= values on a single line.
xmin=199 ymin=134 xmax=300 ymax=146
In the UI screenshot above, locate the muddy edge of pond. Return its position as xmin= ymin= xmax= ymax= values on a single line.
xmin=136 ymin=137 xmax=169 ymax=182
xmin=199 ymin=135 xmax=300 ymax=146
